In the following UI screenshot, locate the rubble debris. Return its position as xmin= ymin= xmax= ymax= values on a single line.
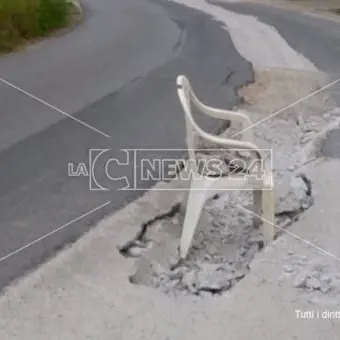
xmin=283 ymin=264 xmax=294 ymax=273
xmin=181 ymin=271 xmax=199 ymax=294
xmin=302 ymin=117 xmax=340 ymax=162
xmin=281 ymin=255 xmax=340 ymax=304
xmin=292 ymin=270 xmax=309 ymax=289
xmin=306 ymin=277 xmax=321 ymax=290
xmin=120 ymin=170 xmax=314 ymax=297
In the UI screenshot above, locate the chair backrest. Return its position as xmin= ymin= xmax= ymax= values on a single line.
xmin=176 ymin=75 xmax=266 ymax=173
xmin=176 ymin=75 xmax=200 ymax=161
xmin=176 ymin=75 xmax=213 ymax=138
xmin=176 ymin=74 xmax=255 ymax=139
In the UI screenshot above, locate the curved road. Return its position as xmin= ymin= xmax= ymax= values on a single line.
xmin=0 ymin=0 xmax=181 ymax=151
xmin=1 ymin=0 xmax=340 ymax=290
xmin=0 ymin=0 xmax=252 ymax=289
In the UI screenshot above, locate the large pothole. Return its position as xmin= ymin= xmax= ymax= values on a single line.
xmin=118 ymin=70 xmax=338 ymax=298
xmin=118 ymin=173 xmax=313 ymax=297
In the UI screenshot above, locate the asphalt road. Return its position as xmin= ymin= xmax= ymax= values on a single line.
xmin=0 ymin=0 xmax=252 ymax=289
xmin=213 ymin=1 xmax=340 ymax=74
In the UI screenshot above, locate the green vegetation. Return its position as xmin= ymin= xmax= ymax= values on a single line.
xmin=0 ymin=0 xmax=73 ymax=53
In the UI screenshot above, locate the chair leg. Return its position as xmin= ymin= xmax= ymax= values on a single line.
xmin=180 ymin=180 xmax=208 ymax=259
xmin=253 ymin=189 xmax=262 ymax=229
xmin=261 ymin=187 xmax=275 ymax=244
xmin=179 ymin=184 xmax=189 ymax=216
xmin=179 ymin=159 xmax=194 ymax=215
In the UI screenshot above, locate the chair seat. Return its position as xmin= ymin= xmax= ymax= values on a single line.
xmin=176 ymin=75 xmax=275 ymax=259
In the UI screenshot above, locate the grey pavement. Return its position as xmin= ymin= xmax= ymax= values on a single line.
xmin=1 ymin=160 xmax=339 ymax=339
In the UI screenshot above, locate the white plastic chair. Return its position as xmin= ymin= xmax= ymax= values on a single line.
xmin=176 ymin=75 xmax=275 ymax=259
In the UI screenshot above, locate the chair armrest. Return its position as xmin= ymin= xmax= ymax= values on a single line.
xmin=194 ymin=125 xmax=263 ymax=161
xmin=197 ymin=130 xmax=272 ymax=178
xmin=190 ymin=91 xmax=253 ymax=141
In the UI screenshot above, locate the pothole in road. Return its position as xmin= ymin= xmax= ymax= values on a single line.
xmin=116 ymin=90 xmax=333 ymax=297
xmin=118 ymin=173 xmax=313 ymax=298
